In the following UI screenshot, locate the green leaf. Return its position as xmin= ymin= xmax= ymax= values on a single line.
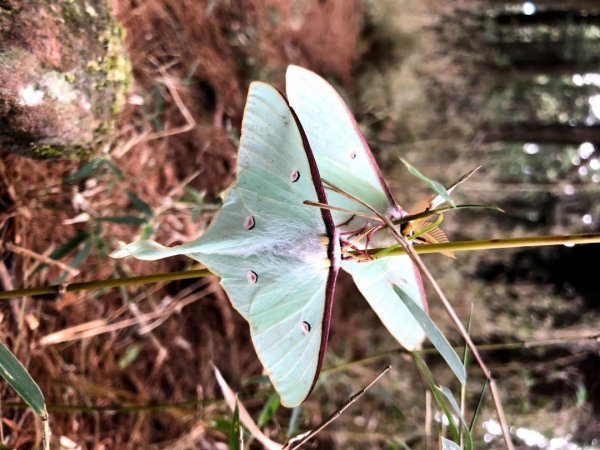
xmin=31 ymin=231 xmax=88 ymax=275
xmin=98 ymin=216 xmax=148 ymax=225
xmin=0 ymin=340 xmax=46 ymax=416
xmin=412 ymin=352 xmax=461 ymax=441
xmin=229 ymin=401 xmax=242 ymax=450
xmin=441 ymin=437 xmax=462 ymax=450
xmin=437 ymin=386 xmax=474 ymax=450
xmin=118 ymin=344 xmax=142 ymax=369
xmin=101 ymin=159 xmax=124 ymax=180
xmin=393 ymin=285 xmax=466 ymax=385
xmin=183 ymin=186 xmax=206 ymax=205
xmin=470 ymin=380 xmax=488 ymax=433
xmin=401 ymin=159 xmax=455 ymax=207
xmin=183 ymin=187 xmax=208 ymax=222
xmin=54 ymin=240 xmax=91 ymax=285
xmin=287 ymin=405 xmax=302 ymax=438
xmin=210 ymin=418 xmax=233 ymax=436
xmin=67 ymin=158 xmax=125 ymax=183
xmin=67 ymin=159 xmax=105 ymax=183
xmin=125 ymin=190 xmax=153 ymax=218
xmin=139 ymin=223 xmax=155 ymax=240
xmin=256 ymin=392 xmax=281 ymax=428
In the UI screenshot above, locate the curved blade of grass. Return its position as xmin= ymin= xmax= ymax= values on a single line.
xmin=66 ymin=159 xmax=105 ymax=183
xmin=125 ymin=190 xmax=153 ymax=218
xmin=470 ymin=380 xmax=489 ymax=433
xmin=31 ymin=231 xmax=89 ymax=276
xmin=413 ymin=352 xmax=460 ymax=441
xmin=230 ymin=401 xmax=242 ymax=450
xmin=437 ymin=386 xmax=473 ymax=450
xmin=391 ymin=203 xmax=503 ymax=228
xmin=393 ymin=285 xmax=466 ymax=384
xmin=0 ymin=340 xmax=46 ymax=416
xmin=213 ymin=364 xmax=282 ymax=450
xmin=401 ymin=159 xmax=455 ymax=207
xmin=54 ymin=240 xmax=91 ymax=284
xmin=441 ymin=437 xmax=462 ymax=450
xmin=287 ymin=406 xmax=302 ymax=439
xmin=460 ymin=305 xmax=475 ymax=446
xmin=98 ymin=216 xmax=148 ymax=225
xmin=257 ymin=392 xmax=281 ymax=429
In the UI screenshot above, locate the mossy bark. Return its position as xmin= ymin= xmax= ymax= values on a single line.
xmin=0 ymin=0 xmax=131 ymax=159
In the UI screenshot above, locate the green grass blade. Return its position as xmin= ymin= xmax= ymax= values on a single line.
xmin=118 ymin=344 xmax=142 ymax=370
xmin=412 ymin=352 xmax=461 ymax=441
xmin=401 ymin=159 xmax=455 ymax=207
xmin=31 ymin=231 xmax=88 ymax=275
xmin=287 ymin=406 xmax=302 ymax=438
xmin=256 ymin=392 xmax=281 ymax=428
xmin=437 ymin=386 xmax=474 ymax=450
xmin=54 ymin=240 xmax=92 ymax=284
xmin=125 ymin=189 xmax=153 ymax=218
xmin=229 ymin=401 xmax=242 ymax=450
xmin=393 ymin=285 xmax=466 ymax=384
xmin=469 ymin=380 xmax=489 ymax=432
xmin=67 ymin=159 xmax=105 ymax=183
xmin=441 ymin=437 xmax=462 ymax=450
xmin=98 ymin=216 xmax=148 ymax=225
xmin=101 ymin=159 xmax=124 ymax=180
xmin=0 ymin=340 xmax=46 ymax=416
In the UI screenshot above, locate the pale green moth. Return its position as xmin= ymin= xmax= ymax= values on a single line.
xmin=286 ymin=65 xmax=427 ymax=351
xmin=112 ymin=82 xmax=341 ymax=407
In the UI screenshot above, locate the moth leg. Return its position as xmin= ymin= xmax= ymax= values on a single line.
xmin=340 ymin=238 xmax=373 ymax=261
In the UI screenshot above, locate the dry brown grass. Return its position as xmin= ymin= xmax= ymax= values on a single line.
xmin=2 ymin=0 xmax=599 ymax=448
xmin=0 ymin=1 xmax=372 ymax=448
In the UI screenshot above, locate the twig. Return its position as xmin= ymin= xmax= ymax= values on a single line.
xmin=40 ymin=283 xmax=217 ymax=345
xmin=283 ymin=365 xmax=391 ymax=450
xmin=4 ymin=243 xmax=79 ymax=278
xmin=112 ymin=64 xmax=197 ymax=159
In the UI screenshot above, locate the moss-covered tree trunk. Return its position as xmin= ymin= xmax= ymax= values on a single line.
xmin=0 ymin=0 xmax=130 ymax=159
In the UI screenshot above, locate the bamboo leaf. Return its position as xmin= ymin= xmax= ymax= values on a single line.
xmin=98 ymin=216 xmax=148 ymax=225
xmin=31 ymin=231 xmax=88 ymax=275
xmin=287 ymin=406 xmax=302 ymax=438
xmin=230 ymin=401 xmax=242 ymax=450
xmin=125 ymin=190 xmax=153 ymax=218
xmin=441 ymin=437 xmax=462 ymax=450
xmin=437 ymin=386 xmax=474 ymax=450
xmin=67 ymin=159 xmax=105 ymax=183
xmin=0 ymin=340 xmax=46 ymax=416
xmin=401 ymin=159 xmax=455 ymax=207
xmin=412 ymin=352 xmax=461 ymax=441
xmin=54 ymin=240 xmax=91 ymax=285
xmin=256 ymin=392 xmax=281 ymax=428
xmin=393 ymin=285 xmax=466 ymax=384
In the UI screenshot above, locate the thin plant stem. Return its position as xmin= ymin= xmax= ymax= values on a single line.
xmin=369 ymin=232 xmax=600 ymax=257
xmin=1 ymin=234 xmax=599 ymax=301
xmin=394 ymin=236 xmax=515 ymax=450
xmin=42 ymin=412 xmax=50 ymax=450
xmin=322 ymin=180 xmax=516 ymax=450
xmin=323 ymin=333 xmax=600 ymax=375
xmin=284 ymin=365 xmax=391 ymax=450
xmin=0 ymin=269 xmax=210 ymax=300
